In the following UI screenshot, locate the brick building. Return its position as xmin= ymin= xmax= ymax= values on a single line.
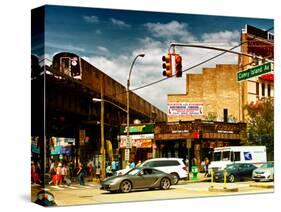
xmin=168 ymin=64 xmax=241 ymax=122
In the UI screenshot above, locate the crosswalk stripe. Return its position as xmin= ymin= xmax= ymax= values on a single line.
xmin=37 ymin=184 xmax=99 ymax=191
xmin=68 ymin=186 xmax=78 ymax=189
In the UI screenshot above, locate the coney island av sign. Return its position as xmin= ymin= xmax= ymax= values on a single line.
xmin=168 ymin=102 xmax=203 ymax=116
xmin=237 ymin=62 xmax=272 ymax=81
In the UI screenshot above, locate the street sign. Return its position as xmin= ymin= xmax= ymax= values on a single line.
xmin=125 ymin=149 xmax=130 ymax=161
xmin=126 ymin=136 xmax=131 ymax=148
xmin=237 ymin=62 xmax=272 ymax=81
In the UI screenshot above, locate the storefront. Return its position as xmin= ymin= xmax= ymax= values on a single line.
xmin=154 ymin=120 xmax=246 ymax=168
xmin=119 ymin=124 xmax=154 ymax=166
xmin=49 ymin=137 xmax=75 ymax=163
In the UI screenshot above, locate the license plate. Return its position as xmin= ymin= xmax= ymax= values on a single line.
xmin=256 ymin=174 xmax=261 ymax=177
xmin=215 ymin=176 xmax=219 ymax=179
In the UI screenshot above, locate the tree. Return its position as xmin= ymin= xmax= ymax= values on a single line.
xmin=244 ymin=97 xmax=274 ymax=160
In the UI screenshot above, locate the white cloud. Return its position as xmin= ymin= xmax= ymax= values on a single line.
xmin=81 ymin=29 xmax=240 ymax=112
xmin=201 ymin=30 xmax=240 ymax=45
xmin=110 ymin=18 xmax=131 ymax=28
xmin=45 ymin=42 xmax=86 ymax=53
xmin=144 ymin=21 xmax=196 ymax=42
xmin=97 ymin=46 xmax=109 ymax=53
xmin=83 ymin=15 xmax=99 ymax=23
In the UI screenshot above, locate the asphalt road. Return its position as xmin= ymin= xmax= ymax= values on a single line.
xmin=31 ymin=181 xmax=274 ymax=206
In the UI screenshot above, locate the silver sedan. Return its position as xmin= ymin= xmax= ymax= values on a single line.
xmin=252 ymin=162 xmax=274 ymax=182
xmin=100 ymin=167 xmax=177 ymax=193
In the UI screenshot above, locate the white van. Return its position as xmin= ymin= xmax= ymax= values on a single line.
xmin=208 ymin=146 xmax=267 ymax=173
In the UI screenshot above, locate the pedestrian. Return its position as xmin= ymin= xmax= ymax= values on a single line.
xmin=68 ymin=161 xmax=74 ymax=180
xmin=115 ymin=160 xmax=120 ymax=171
xmin=55 ymin=163 xmax=63 ymax=186
xmin=125 ymin=162 xmax=130 ymax=169
xmin=130 ymin=161 xmax=136 ymax=169
xmin=192 ymin=157 xmax=197 ymax=166
xmin=106 ymin=164 xmax=112 ymax=177
xmin=200 ymin=160 xmax=205 ymax=173
xmin=31 ymin=161 xmax=41 ymax=184
xmin=111 ymin=160 xmax=117 ymax=175
xmin=204 ymin=157 xmax=210 ymax=177
xmin=136 ymin=160 xmax=142 ymax=167
xmin=87 ymin=160 xmax=94 ymax=181
xmin=77 ymin=163 xmax=85 ymax=186
xmin=63 ymin=163 xmax=71 ymax=186
xmin=96 ymin=165 xmax=101 ymax=182
xmin=49 ymin=163 xmax=57 ymax=185
xmin=61 ymin=164 xmax=67 ymax=185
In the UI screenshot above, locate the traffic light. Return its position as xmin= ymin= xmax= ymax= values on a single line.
xmin=70 ymin=57 xmax=80 ymax=77
xmin=175 ymin=54 xmax=182 ymax=77
xmin=162 ymin=54 xmax=172 ymax=77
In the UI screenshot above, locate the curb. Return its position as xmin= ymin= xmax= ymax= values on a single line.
xmin=181 ymin=178 xmax=211 ymax=184
xmin=249 ymin=183 xmax=274 ymax=189
xmin=208 ymin=186 xmax=239 ymax=192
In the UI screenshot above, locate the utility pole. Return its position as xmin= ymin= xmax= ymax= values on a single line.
xmin=100 ymin=75 xmax=105 ymax=180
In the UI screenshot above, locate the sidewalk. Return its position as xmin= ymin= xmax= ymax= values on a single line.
xmin=179 ymin=173 xmax=211 ymax=185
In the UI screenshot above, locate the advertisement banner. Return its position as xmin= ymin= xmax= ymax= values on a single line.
xmin=119 ymin=134 xmax=153 ymax=148
xmin=168 ymin=102 xmax=203 ymax=116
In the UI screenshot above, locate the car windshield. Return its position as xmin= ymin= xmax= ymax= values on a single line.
xmin=260 ymin=163 xmax=274 ymax=168
xmin=125 ymin=168 xmax=140 ymax=176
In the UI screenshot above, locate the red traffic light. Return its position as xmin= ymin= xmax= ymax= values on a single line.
xmin=175 ymin=54 xmax=182 ymax=78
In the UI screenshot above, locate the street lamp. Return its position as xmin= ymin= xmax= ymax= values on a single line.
xmin=92 ymin=98 xmax=127 ymax=113
xmin=92 ymin=97 xmax=127 ymax=179
xmin=126 ymin=54 xmax=145 ymax=167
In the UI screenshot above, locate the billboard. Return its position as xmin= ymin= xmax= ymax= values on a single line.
xmin=168 ymin=102 xmax=204 ymax=116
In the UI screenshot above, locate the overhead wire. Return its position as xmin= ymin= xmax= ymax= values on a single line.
xmin=131 ymin=26 xmax=273 ymax=92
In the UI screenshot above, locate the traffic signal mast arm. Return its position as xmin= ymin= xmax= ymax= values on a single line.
xmin=169 ymin=42 xmax=274 ymax=63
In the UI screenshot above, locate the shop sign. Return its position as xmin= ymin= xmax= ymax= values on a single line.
xmin=125 ymin=149 xmax=130 ymax=161
xmin=51 ymin=146 xmax=62 ymax=155
xmin=51 ymin=137 xmax=75 ymax=146
xmin=31 ymin=144 xmax=40 ymax=154
xmin=119 ymin=134 xmax=153 ymax=148
xmin=61 ymin=146 xmax=72 ymax=155
xmin=168 ymin=102 xmax=203 ymax=117
xmin=120 ymin=124 xmax=154 ymax=134
xmin=79 ymin=129 xmax=86 ymax=145
xmin=155 ymin=122 xmax=193 ymax=134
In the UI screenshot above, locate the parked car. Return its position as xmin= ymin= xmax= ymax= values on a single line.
xmin=213 ymin=163 xmax=257 ymax=183
xmin=252 ymin=162 xmax=274 ymax=182
xmin=116 ymin=158 xmax=188 ymax=184
xmin=100 ymin=167 xmax=177 ymax=193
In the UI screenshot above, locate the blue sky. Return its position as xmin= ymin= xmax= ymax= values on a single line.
xmin=32 ymin=5 xmax=273 ymax=112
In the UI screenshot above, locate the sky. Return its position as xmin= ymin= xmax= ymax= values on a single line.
xmin=32 ymin=5 xmax=274 ymax=112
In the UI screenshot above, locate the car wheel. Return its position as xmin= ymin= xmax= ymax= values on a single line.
xmin=120 ymin=180 xmax=132 ymax=193
xmin=170 ymin=173 xmax=179 ymax=185
xmin=160 ymin=178 xmax=171 ymax=190
xmin=228 ymin=174 xmax=235 ymax=183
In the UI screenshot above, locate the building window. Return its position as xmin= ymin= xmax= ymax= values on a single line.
xmin=261 ymin=83 xmax=265 ymax=96
xmin=256 ymin=82 xmax=259 ymax=96
xmin=268 ymin=84 xmax=271 ymax=97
